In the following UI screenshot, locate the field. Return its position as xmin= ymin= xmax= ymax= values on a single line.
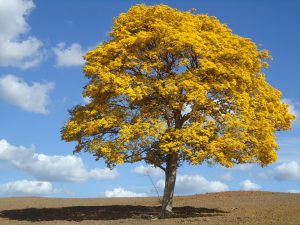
xmin=0 ymin=191 xmax=299 ymax=225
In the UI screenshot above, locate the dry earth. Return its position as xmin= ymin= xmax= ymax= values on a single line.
xmin=0 ymin=191 xmax=299 ymax=225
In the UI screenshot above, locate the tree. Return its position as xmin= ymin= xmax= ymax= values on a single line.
xmin=61 ymin=4 xmax=295 ymax=218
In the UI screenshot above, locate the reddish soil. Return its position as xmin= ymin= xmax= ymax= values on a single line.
xmin=0 ymin=191 xmax=299 ymax=224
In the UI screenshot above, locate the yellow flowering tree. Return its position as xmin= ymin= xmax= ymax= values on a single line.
xmin=61 ymin=4 xmax=295 ymax=218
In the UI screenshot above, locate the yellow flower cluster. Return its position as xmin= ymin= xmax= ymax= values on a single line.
xmin=61 ymin=4 xmax=295 ymax=168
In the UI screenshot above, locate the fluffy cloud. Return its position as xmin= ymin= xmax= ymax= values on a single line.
xmin=104 ymin=188 xmax=147 ymax=197
xmin=83 ymin=96 xmax=91 ymax=104
xmin=287 ymin=190 xmax=300 ymax=193
xmin=274 ymin=161 xmax=300 ymax=181
xmin=132 ymin=165 xmax=164 ymax=177
xmin=181 ymin=103 xmax=192 ymax=116
xmin=0 ymin=139 xmax=119 ymax=182
xmin=0 ymin=75 xmax=54 ymax=114
xmin=156 ymin=174 xmax=228 ymax=195
xmin=282 ymin=98 xmax=298 ymax=117
xmin=239 ymin=180 xmax=261 ymax=191
xmin=0 ymin=0 xmax=43 ymax=69
xmin=282 ymin=98 xmax=300 ymax=127
xmin=53 ymin=42 xmax=85 ymax=67
xmin=0 ymin=180 xmax=54 ymax=196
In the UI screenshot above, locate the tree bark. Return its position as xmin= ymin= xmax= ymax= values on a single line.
xmin=159 ymin=153 xmax=178 ymax=218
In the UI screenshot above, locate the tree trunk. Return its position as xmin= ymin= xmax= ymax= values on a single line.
xmin=160 ymin=153 xmax=178 ymax=218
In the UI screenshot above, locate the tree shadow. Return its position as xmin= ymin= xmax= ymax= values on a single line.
xmin=0 ymin=205 xmax=226 ymax=221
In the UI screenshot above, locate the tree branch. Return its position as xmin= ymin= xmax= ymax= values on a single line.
xmin=142 ymin=157 xmax=166 ymax=172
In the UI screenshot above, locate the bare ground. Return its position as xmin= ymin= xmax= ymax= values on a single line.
xmin=0 ymin=191 xmax=299 ymax=225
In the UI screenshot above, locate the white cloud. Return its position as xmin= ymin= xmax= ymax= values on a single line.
xmin=239 ymin=179 xmax=261 ymax=191
xmin=83 ymin=96 xmax=91 ymax=104
xmin=132 ymin=165 xmax=164 ymax=177
xmin=0 ymin=0 xmax=43 ymax=69
xmin=53 ymin=42 xmax=85 ymax=67
xmin=282 ymin=98 xmax=298 ymax=117
xmin=287 ymin=190 xmax=300 ymax=193
xmin=0 ymin=139 xmax=119 ymax=182
xmin=232 ymin=164 xmax=253 ymax=172
xmin=88 ymin=168 xmax=119 ymax=180
xmin=156 ymin=174 xmax=228 ymax=195
xmin=182 ymin=103 xmax=192 ymax=116
xmin=257 ymin=172 xmax=270 ymax=179
xmin=0 ymin=180 xmax=53 ymax=196
xmin=220 ymin=172 xmax=233 ymax=181
xmin=282 ymin=98 xmax=300 ymax=127
xmin=104 ymin=188 xmax=147 ymax=197
xmin=274 ymin=161 xmax=300 ymax=181
xmin=0 ymin=75 xmax=54 ymax=114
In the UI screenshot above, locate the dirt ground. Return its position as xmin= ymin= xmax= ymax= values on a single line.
xmin=0 ymin=191 xmax=299 ymax=225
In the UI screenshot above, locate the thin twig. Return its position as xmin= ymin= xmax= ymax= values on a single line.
xmin=146 ymin=172 xmax=162 ymax=203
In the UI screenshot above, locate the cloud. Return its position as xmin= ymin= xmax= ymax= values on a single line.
xmin=53 ymin=42 xmax=85 ymax=67
xmin=182 ymin=103 xmax=192 ymax=116
xmin=0 ymin=139 xmax=119 ymax=182
xmin=83 ymin=96 xmax=91 ymax=104
xmin=104 ymin=188 xmax=147 ymax=197
xmin=220 ymin=172 xmax=233 ymax=181
xmin=256 ymin=171 xmax=272 ymax=179
xmin=282 ymin=98 xmax=298 ymax=117
xmin=232 ymin=164 xmax=252 ymax=172
xmin=282 ymin=98 xmax=300 ymax=127
xmin=156 ymin=174 xmax=228 ymax=195
xmin=132 ymin=165 xmax=164 ymax=177
xmin=222 ymin=164 xmax=252 ymax=172
xmin=274 ymin=161 xmax=300 ymax=181
xmin=0 ymin=180 xmax=54 ymax=196
xmin=239 ymin=180 xmax=261 ymax=191
xmin=287 ymin=190 xmax=300 ymax=193
xmin=0 ymin=75 xmax=54 ymax=114
xmin=0 ymin=0 xmax=43 ymax=69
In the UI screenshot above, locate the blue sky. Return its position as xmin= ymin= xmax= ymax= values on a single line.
xmin=0 ymin=0 xmax=299 ymax=197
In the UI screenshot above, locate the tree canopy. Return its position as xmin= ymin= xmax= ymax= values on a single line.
xmin=61 ymin=4 xmax=294 ymax=171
